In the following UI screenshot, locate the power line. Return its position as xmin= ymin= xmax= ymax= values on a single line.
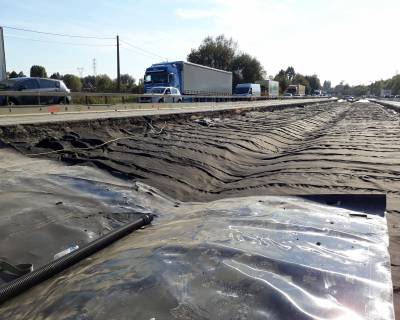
xmin=2 ymin=25 xmax=167 ymax=60
xmin=1 ymin=25 xmax=115 ymax=40
xmin=121 ymin=39 xmax=167 ymax=61
xmin=120 ymin=44 xmax=156 ymax=60
xmin=4 ymin=34 xmax=116 ymax=47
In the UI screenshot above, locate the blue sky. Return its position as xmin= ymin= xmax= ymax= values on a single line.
xmin=1 ymin=0 xmax=399 ymax=86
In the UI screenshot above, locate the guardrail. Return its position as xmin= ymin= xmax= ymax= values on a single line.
xmin=0 ymin=90 xmax=329 ymax=105
xmin=373 ymin=97 xmax=400 ymax=103
xmin=0 ymin=97 xmax=336 ymax=121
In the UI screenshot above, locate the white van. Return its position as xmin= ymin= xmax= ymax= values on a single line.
xmin=234 ymin=83 xmax=261 ymax=97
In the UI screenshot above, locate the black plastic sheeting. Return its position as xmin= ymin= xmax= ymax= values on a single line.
xmin=0 ymin=150 xmax=394 ymax=319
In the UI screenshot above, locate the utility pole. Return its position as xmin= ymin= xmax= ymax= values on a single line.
xmin=0 ymin=27 xmax=6 ymax=81
xmin=117 ymin=35 xmax=120 ymax=92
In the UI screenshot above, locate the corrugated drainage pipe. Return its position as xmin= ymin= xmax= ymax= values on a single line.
xmin=0 ymin=213 xmax=153 ymax=305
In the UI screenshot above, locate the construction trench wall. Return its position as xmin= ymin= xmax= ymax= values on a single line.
xmin=0 ymin=99 xmax=399 ymax=319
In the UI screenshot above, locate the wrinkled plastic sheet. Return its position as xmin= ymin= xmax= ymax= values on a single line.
xmin=0 ymin=150 xmax=394 ymax=320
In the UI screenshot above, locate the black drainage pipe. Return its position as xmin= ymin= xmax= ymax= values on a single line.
xmin=0 ymin=213 xmax=153 ymax=305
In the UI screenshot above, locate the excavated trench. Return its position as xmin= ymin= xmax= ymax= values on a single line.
xmin=2 ymin=101 xmax=400 ymax=208
xmin=1 ymin=100 xmax=400 ymax=318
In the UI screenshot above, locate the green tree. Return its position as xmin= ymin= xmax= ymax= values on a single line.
xmin=231 ymin=53 xmax=265 ymax=87
xmin=274 ymin=69 xmax=289 ymax=94
xmin=329 ymin=74 xmax=400 ymax=97
xmin=342 ymin=84 xmax=351 ymax=96
xmin=8 ymin=71 xmax=25 ymax=78
xmin=305 ymin=74 xmax=321 ymax=93
xmin=285 ymin=66 xmax=296 ymax=82
xmin=274 ymin=67 xmax=323 ymax=95
xmin=119 ymin=74 xmax=136 ymax=92
xmin=82 ymin=76 xmax=96 ymax=91
xmin=30 ymin=65 xmax=47 ymax=78
xmin=96 ymin=74 xmax=114 ymax=92
xmin=188 ymin=35 xmax=237 ymax=71
xmin=62 ymin=74 xmax=82 ymax=92
xmin=132 ymin=78 xmax=144 ymax=94
xmin=351 ymin=85 xmax=369 ymax=97
xmin=8 ymin=71 xmax=18 ymax=78
xmin=333 ymin=81 xmax=344 ymax=95
xmin=293 ymin=74 xmax=311 ymax=93
xmin=369 ymin=80 xmax=384 ymax=96
xmin=50 ymin=72 xmax=62 ymax=80
xmin=188 ymin=35 xmax=265 ymax=88
xmin=322 ymin=80 xmax=331 ymax=93
xmin=386 ymin=74 xmax=400 ymax=95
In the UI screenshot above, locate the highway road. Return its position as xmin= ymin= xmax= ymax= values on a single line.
xmin=0 ymin=98 xmax=332 ymax=126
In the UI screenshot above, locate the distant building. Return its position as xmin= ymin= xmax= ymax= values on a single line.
xmin=380 ymin=89 xmax=392 ymax=97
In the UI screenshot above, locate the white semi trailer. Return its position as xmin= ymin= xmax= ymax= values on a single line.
xmin=143 ymin=61 xmax=232 ymax=96
xmin=256 ymin=80 xmax=279 ymax=97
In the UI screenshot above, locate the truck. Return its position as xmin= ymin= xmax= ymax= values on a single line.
xmin=380 ymin=89 xmax=392 ymax=98
xmin=234 ymin=83 xmax=261 ymax=97
xmin=256 ymin=80 xmax=279 ymax=97
xmin=286 ymin=84 xmax=306 ymax=96
xmin=143 ymin=61 xmax=232 ymax=96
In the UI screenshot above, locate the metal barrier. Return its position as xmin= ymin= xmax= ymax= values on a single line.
xmin=0 ymin=91 xmax=331 ymax=117
xmin=0 ymin=98 xmax=336 ymax=124
xmin=0 ymin=90 xmax=328 ymax=105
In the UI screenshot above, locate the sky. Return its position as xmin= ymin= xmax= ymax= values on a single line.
xmin=0 ymin=0 xmax=399 ymax=86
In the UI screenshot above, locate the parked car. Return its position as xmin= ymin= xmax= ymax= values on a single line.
xmin=0 ymin=77 xmax=71 ymax=106
xmin=139 ymin=86 xmax=183 ymax=103
xmin=283 ymin=93 xmax=293 ymax=97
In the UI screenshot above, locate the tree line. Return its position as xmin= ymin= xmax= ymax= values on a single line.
xmin=333 ymin=75 xmax=400 ymax=97
xmin=6 ymin=35 xmax=325 ymax=95
xmin=7 ymin=65 xmax=143 ymax=93
xmin=187 ymin=35 xmax=324 ymax=94
xmin=187 ymin=35 xmax=400 ymax=96
xmin=188 ymin=35 xmax=265 ymax=88
xmin=273 ymin=66 xmax=323 ymax=94
xmin=8 ymin=34 xmax=398 ymax=97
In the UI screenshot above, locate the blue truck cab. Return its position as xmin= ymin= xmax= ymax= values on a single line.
xmin=144 ymin=62 xmax=182 ymax=93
